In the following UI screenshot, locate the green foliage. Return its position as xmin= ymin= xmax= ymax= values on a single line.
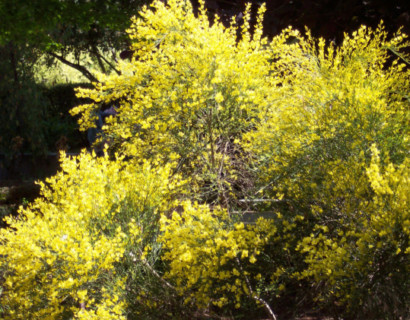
xmin=0 ymin=73 xmax=50 ymax=157
xmin=42 ymin=83 xmax=92 ymax=151
xmin=0 ymin=38 xmax=90 ymax=157
xmin=0 ymin=0 xmax=146 ymax=51
xmin=33 ymin=54 xmax=91 ymax=85
xmin=0 ymin=75 xmax=87 ymax=158
xmin=0 ymin=0 xmax=149 ymax=81
xmin=1 ymin=1 xmax=409 ymax=319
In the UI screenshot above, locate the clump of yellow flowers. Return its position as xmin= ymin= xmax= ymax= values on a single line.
xmin=159 ymin=201 xmax=277 ymax=312
xmin=1 ymin=0 xmax=409 ymax=319
xmin=72 ymin=0 xmax=287 ymax=205
xmin=243 ymin=20 xmax=409 ymax=318
xmin=0 ymin=151 xmax=184 ymax=319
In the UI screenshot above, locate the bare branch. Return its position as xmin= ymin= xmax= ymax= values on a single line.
xmin=236 ymin=257 xmax=278 ymax=320
xmin=48 ymin=51 xmax=99 ymax=82
xmin=97 ymin=50 xmax=122 ymax=75
xmin=92 ymin=45 xmax=107 ymax=74
xmin=137 ymin=249 xmax=176 ymax=291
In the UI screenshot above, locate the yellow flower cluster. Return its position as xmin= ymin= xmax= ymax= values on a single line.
xmin=298 ymin=146 xmax=409 ymax=313
xmin=72 ymin=0 xmax=288 ymax=204
xmin=245 ymin=24 xmax=409 ymax=203
xmin=0 ymin=151 xmax=182 ymax=319
xmin=159 ymin=201 xmax=276 ymax=308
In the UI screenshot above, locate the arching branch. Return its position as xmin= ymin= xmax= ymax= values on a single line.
xmin=48 ymin=51 xmax=99 ymax=82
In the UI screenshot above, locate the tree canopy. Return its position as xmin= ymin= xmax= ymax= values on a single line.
xmin=0 ymin=0 xmax=149 ymax=80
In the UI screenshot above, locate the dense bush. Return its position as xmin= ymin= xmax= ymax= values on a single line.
xmin=72 ymin=0 xmax=279 ymax=206
xmin=159 ymin=201 xmax=278 ymax=317
xmin=0 ymin=151 xmax=185 ymax=319
xmin=244 ymin=23 xmax=410 ymax=318
xmin=1 ymin=0 xmax=409 ymax=319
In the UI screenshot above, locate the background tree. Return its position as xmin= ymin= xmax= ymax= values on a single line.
xmin=0 ymin=0 xmax=149 ymax=167
xmin=0 ymin=0 xmax=150 ymax=81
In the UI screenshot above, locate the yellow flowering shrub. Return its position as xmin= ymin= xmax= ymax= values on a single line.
xmin=1 ymin=0 xmax=409 ymax=318
xmin=298 ymin=145 xmax=409 ymax=318
xmin=71 ymin=0 xmax=294 ymax=205
xmin=244 ymin=21 xmax=409 ymax=317
xmin=245 ymin=23 xmax=409 ymax=205
xmin=0 ymin=151 xmax=183 ymax=319
xmin=159 ymin=201 xmax=277 ymax=314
